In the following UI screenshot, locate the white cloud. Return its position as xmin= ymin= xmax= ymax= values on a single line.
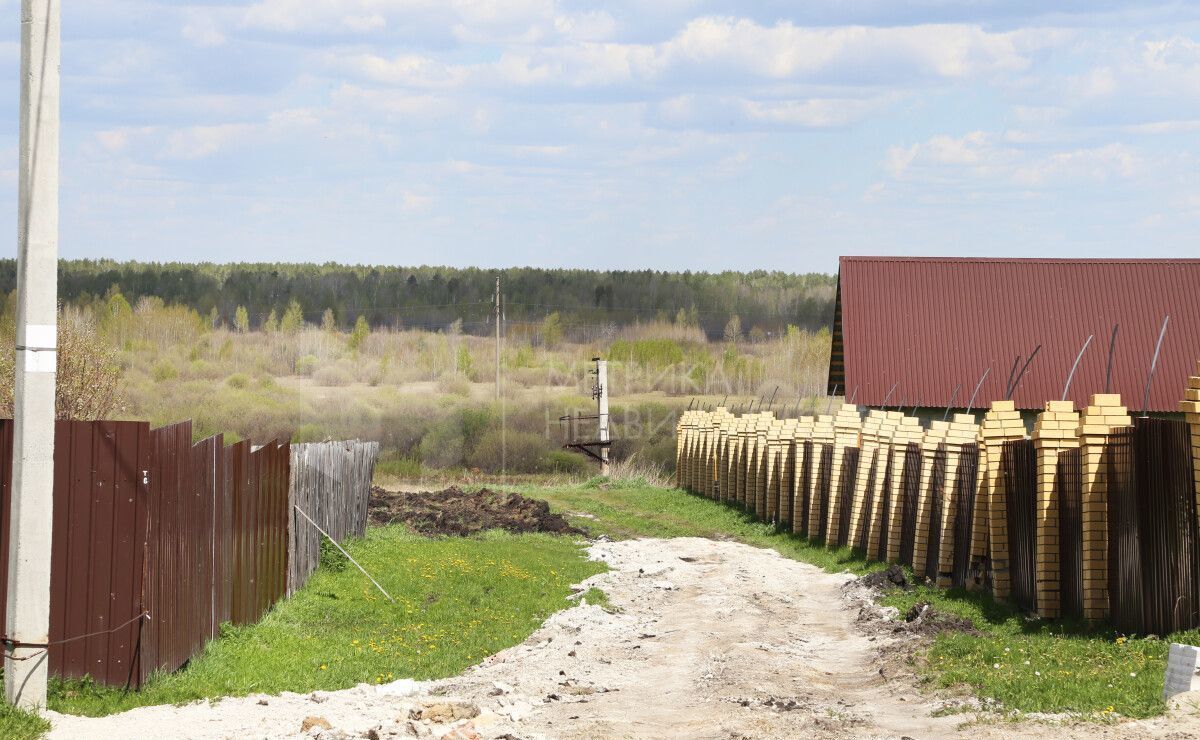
xmin=887 ymin=131 xmax=1142 ymax=186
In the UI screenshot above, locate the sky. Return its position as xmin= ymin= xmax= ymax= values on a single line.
xmin=1 ymin=1 xmax=1199 ymax=273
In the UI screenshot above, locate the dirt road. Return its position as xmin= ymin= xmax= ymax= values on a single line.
xmin=46 ymin=537 xmax=1200 ymax=739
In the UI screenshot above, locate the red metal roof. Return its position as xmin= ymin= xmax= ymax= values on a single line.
xmin=829 ymin=257 xmax=1200 ymax=413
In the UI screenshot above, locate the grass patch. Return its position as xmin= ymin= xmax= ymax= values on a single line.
xmin=514 ymin=482 xmax=1196 ymax=720
xmin=878 ymin=584 xmax=1194 ymax=719
xmin=49 ymin=527 xmax=603 ymax=717
xmin=0 ymin=703 xmax=51 ymax=740
xmin=578 ymin=587 xmax=616 ymax=612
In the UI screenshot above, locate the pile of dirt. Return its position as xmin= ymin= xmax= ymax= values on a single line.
xmin=368 ymin=486 xmax=585 ymax=537
xmin=857 ymin=564 xmax=912 ymax=591
xmin=901 ymin=601 xmax=979 ymax=636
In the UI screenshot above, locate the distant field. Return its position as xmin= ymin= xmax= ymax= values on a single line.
xmin=4 ymin=293 xmax=832 ymax=476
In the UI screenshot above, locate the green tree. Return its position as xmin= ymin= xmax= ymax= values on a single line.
xmin=541 ymin=312 xmax=563 ymax=348
xmin=234 ymin=305 xmax=249 ymax=333
xmin=101 ymin=286 xmax=133 ymax=336
xmin=321 ymin=307 xmax=337 ymax=332
xmin=456 ymin=344 xmax=474 ymax=378
xmin=348 ymin=315 xmax=369 ymax=350
xmin=264 ymin=309 xmax=279 ymax=334
xmin=280 ymin=299 xmax=304 ymax=334
xmin=723 ymin=314 xmax=742 ymax=343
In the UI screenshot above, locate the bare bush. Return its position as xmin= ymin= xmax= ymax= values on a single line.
xmin=0 ymin=311 xmax=125 ymax=420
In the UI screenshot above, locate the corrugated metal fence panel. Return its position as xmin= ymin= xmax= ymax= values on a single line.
xmin=1132 ymin=418 xmax=1200 ymax=635
xmin=0 ymin=421 xmax=149 ymax=687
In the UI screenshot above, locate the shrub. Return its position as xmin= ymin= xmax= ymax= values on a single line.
xmin=436 ymin=373 xmax=471 ymax=397
xmin=313 ymin=364 xmax=354 ymax=387
xmin=544 ymin=450 xmax=593 ymax=477
xmin=152 ymin=359 xmax=179 ymax=382
xmin=225 ymin=373 xmax=250 ymax=389
xmin=296 ymin=354 xmax=319 ymax=376
xmin=467 ymin=430 xmax=553 ymax=473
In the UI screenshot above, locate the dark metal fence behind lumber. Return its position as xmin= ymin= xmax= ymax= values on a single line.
xmin=856 ymin=452 xmax=878 ymax=552
xmin=952 ymin=444 xmax=980 ymax=589
xmin=1132 ymin=418 xmax=1200 ymax=635
xmin=924 ymin=444 xmax=948 ymax=583
xmin=1003 ymin=439 xmax=1038 ymax=613
xmin=836 ymin=448 xmax=860 ymax=547
xmin=1107 ymin=428 xmax=1141 ymax=633
xmin=1057 ymin=447 xmax=1084 ymax=620
xmin=816 ymin=445 xmax=833 ymax=542
xmin=877 ymin=447 xmax=894 ymax=561
xmin=796 ymin=440 xmax=813 ymax=536
xmin=898 ymin=443 xmax=921 ymax=567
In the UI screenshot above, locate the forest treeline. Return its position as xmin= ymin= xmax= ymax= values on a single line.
xmin=0 ymin=260 xmax=836 ymax=338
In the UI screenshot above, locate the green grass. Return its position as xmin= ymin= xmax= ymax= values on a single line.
xmin=513 ymin=482 xmax=1196 ymax=720
xmin=878 ymin=583 xmax=1198 ymax=719
xmin=0 ymin=703 xmax=51 ymax=740
xmin=48 ymin=527 xmax=604 ymax=717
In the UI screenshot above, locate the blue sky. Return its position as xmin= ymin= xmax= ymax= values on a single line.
xmin=1 ymin=1 xmax=1198 ymax=273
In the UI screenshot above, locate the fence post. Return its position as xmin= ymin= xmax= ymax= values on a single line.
xmin=826 ymin=404 xmax=863 ymax=547
xmin=1032 ymin=400 xmax=1080 ymax=619
xmin=979 ymin=400 xmax=1026 ymax=600
xmin=1078 ymin=394 xmax=1132 ymax=622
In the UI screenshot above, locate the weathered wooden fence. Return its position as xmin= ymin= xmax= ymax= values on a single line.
xmin=288 ymin=440 xmax=379 ymax=595
xmin=677 ymin=360 xmax=1200 ymax=634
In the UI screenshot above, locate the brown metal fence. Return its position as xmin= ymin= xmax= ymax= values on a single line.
xmin=1130 ymin=418 xmax=1199 ymax=635
xmin=836 ymin=448 xmax=859 ymax=547
xmin=951 ymin=444 xmax=980 ymax=590
xmin=1003 ymin=439 xmax=1038 ymax=613
xmin=898 ymin=443 xmax=921 ymax=567
xmin=1056 ymin=447 xmax=1084 ymax=620
xmin=0 ymin=419 xmax=291 ymax=688
xmin=923 ymin=444 xmax=948 ymax=583
xmin=1106 ymin=428 xmax=1141 ymax=633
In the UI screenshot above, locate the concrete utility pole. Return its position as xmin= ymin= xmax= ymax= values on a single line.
xmin=494 ymin=277 xmax=500 ymax=400
xmin=7 ymin=0 xmax=60 ymax=710
xmin=596 ymin=359 xmax=610 ymax=476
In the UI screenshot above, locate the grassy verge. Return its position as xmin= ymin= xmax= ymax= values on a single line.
xmin=514 ymin=480 xmax=1195 ymax=720
xmin=0 ymin=703 xmax=51 ymax=740
xmin=47 ymin=527 xmax=603 ymax=718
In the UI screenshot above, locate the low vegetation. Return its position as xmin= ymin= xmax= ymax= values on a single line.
xmin=0 ymin=285 xmax=832 ymax=475
xmin=47 ymin=527 xmax=604 ymax=718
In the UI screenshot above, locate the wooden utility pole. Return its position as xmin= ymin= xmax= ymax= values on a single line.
xmin=7 ymin=0 xmax=60 ymax=709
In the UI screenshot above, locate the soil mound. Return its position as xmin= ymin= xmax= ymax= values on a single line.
xmin=368 ymin=487 xmax=585 ymax=537
xmin=857 ymin=564 xmax=912 ymax=591
xmin=902 ymin=601 xmax=979 ymax=636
